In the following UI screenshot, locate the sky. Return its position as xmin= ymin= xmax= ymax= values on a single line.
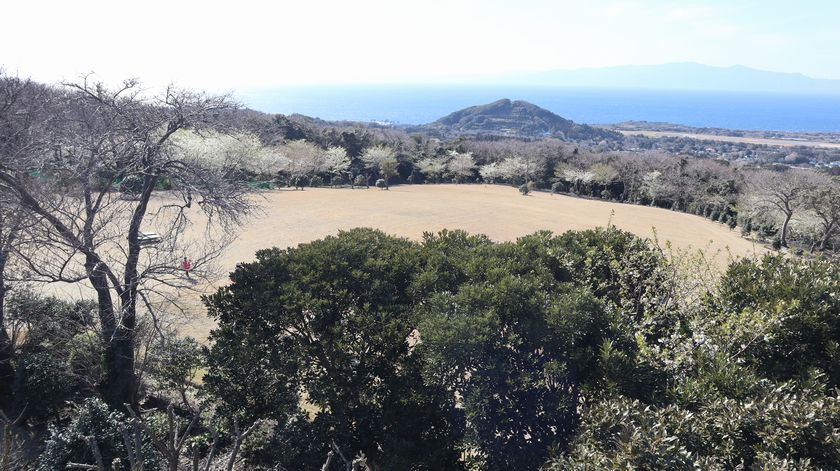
xmin=2 ymin=0 xmax=839 ymax=91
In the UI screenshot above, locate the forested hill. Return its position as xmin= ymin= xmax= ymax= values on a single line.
xmin=422 ymin=98 xmax=620 ymax=140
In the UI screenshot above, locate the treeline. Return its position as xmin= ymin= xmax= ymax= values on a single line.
xmin=623 ymin=133 xmax=840 ymax=165
xmin=237 ymin=112 xmax=840 ymax=252
xmin=6 ymin=228 xmax=837 ymax=469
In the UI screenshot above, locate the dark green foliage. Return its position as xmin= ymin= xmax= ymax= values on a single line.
xmin=205 ymin=227 xmax=676 ymax=470
xmin=154 ymin=177 xmax=173 ymax=191
xmin=415 ymin=231 xmax=616 ymax=469
xmin=66 ymin=331 xmax=104 ymax=392
xmin=5 ymin=291 xmax=99 ymax=419
xmin=13 ymin=351 xmax=74 ymax=421
xmin=5 ymin=291 xmax=96 ymax=350
xmin=239 ymin=414 xmax=325 ymax=469
xmin=205 ymin=229 xmax=460 ymax=470
xmin=518 ymin=183 xmax=529 ymax=195
xmin=18 ymin=227 xmax=832 ymax=470
xmin=251 ymin=180 xmax=274 ymax=190
xmin=339 ymin=131 xmax=369 ymax=158
xmin=309 ymin=175 xmax=324 ymax=187
xmin=551 ymin=227 xmax=669 ymax=321
xmin=710 ymin=255 xmax=840 ymax=388
xmin=147 ymin=336 xmax=202 ymax=404
xmin=544 ymin=253 xmax=840 ymax=470
xmin=548 ymin=381 xmax=840 ymax=470
xmin=271 ymin=115 xmax=316 ymax=142
xmin=201 ymin=318 xmax=300 ymax=424
xmin=290 ymin=176 xmax=304 ymax=190
xmin=375 ymin=178 xmax=386 ymax=189
xmin=39 ymin=398 xmax=161 ymax=470
xmin=331 ymin=173 xmax=346 ymax=186
xmin=119 ymin=174 xmax=144 ymax=196
xmin=353 ymin=174 xmax=367 ymax=187
xmin=758 ymin=222 xmax=778 ymax=239
xmin=741 ymin=217 xmax=753 ymax=235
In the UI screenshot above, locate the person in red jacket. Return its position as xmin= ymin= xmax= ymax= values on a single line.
xmin=181 ymin=256 xmax=192 ymax=279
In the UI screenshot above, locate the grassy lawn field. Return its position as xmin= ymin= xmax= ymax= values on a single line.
xmin=167 ymin=184 xmax=763 ymax=340
xmin=37 ymin=184 xmax=764 ymax=341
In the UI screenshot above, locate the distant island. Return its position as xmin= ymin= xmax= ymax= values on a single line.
xmin=414 ymin=98 xmax=619 ymax=140
xmin=237 ymin=67 xmax=840 ymax=132
xmin=494 ymin=62 xmax=840 ymax=95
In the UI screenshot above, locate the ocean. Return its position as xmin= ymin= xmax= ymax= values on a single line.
xmin=237 ymin=85 xmax=840 ymax=132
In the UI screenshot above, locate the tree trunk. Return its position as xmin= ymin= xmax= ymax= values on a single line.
xmin=819 ymin=220 xmax=836 ymax=251
xmin=0 ymin=275 xmax=14 ymax=399
xmin=0 ymin=221 xmax=20 ymax=399
xmin=87 ymin=258 xmax=136 ymax=409
xmin=102 ymin=326 xmax=136 ymax=409
xmin=92 ymin=284 xmax=137 ymax=412
xmin=99 ymin=173 xmax=156 ymax=409
xmin=780 ymin=212 xmax=793 ymax=248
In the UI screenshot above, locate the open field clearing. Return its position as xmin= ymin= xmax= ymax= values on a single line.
xmin=619 ymin=130 xmax=840 ymax=149
xmin=38 ymin=184 xmax=764 ymax=341
xmin=165 ymin=184 xmax=764 ymax=340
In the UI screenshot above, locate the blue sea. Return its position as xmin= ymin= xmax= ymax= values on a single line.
xmin=237 ymin=85 xmax=840 ymax=132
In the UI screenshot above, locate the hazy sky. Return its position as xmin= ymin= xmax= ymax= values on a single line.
xmin=2 ymin=0 xmax=838 ymax=90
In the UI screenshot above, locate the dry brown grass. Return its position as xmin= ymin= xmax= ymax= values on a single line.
xmin=37 ymin=184 xmax=765 ymax=340
xmin=168 ymin=184 xmax=764 ymax=340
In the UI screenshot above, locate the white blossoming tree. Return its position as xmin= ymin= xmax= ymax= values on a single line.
xmin=280 ymin=140 xmax=323 ymax=188
xmin=322 ymin=146 xmax=351 ymax=185
xmin=417 ymin=158 xmax=447 ymax=183
xmin=361 ymin=145 xmax=398 ymax=189
xmin=479 ymin=162 xmax=503 ymax=184
xmin=446 ymin=151 xmax=476 ymax=183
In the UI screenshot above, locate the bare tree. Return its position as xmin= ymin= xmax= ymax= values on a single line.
xmin=0 ymin=72 xmax=53 ymax=393
xmin=746 ymin=170 xmax=810 ymax=248
xmin=329 ymin=441 xmax=370 ymax=471
xmin=804 ymin=173 xmax=840 ymax=251
xmin=0 ymin=77 xmax=255 ymax=408
xmin=224 ymin=417 xmax=261 ymax=471
xmin=0 ymin=194 xmax=25 ymax=394
xmin=124 ymin=404 xmax=202 ymax=471
xmin=0 ymin=410 xmax=28 ymax=470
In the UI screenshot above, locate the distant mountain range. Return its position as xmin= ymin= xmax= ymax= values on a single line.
xmin=419 ymin=98 xmax=619 ymax=140
xmin=494 ymin=63 xmax=840 ymax=94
